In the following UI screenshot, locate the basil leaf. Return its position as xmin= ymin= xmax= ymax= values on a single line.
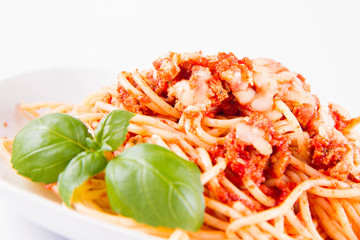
xmin=58 ymin=151 xmax=108 ymax=206
xmin=86 ymin=137 xmax=100 ymax=151
xmin=105 ymin=143 xmax=204 ymax=232
xmin=11 ymin=113 xmax=90 ymax=183
xmin=94 ymin=110 xmax=135 ymax=152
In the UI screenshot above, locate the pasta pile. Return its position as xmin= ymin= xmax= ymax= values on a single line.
xmin=2 ymin=51 xmax=360 ymax=240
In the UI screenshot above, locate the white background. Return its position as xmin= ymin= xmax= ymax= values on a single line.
xmin=0 ymin=0 xmax=359 ymax=239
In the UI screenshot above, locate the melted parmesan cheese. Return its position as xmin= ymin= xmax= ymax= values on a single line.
xmin=233 ymin=88 xmax=256 ymax=105
xmin=247 ymin=58 xmax=317 ymax=112
xmin=235 ymin=122 xmax=273 ymax=155
xmin=317 ymin=106 xmax=347 ymax=143
xmin=169 ymin=67 xmax=211 ymax=107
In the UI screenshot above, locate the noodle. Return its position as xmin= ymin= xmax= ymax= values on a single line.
xmin=2 ymin=51 xmax=360 ymax=239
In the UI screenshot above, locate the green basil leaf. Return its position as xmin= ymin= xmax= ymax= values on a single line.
xmin=94 ymin=110 xmax=135 ymax=152
xmin=86 ymin=137 xmax=100 ymax=151
xmin=11 ymin=113 xmax=90 ymax=183
xmin=58 ymin=151 xmax=108 ymax=207
xmin=105 ymin=143 xmax=204 ymax=232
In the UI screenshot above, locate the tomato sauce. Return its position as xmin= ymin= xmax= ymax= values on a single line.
xmin=329 ymin=104 xmax=349 ymax=131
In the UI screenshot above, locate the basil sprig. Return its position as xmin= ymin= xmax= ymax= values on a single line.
xmin=11 ymin=110 xmax=204 ymax=232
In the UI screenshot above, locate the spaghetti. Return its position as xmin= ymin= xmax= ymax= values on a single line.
xmin=2 ymin=51 xmax=360 ymax=239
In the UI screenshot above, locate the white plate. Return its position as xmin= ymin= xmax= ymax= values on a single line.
xmin=0 ymin=68 xmax=161 ymax=240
